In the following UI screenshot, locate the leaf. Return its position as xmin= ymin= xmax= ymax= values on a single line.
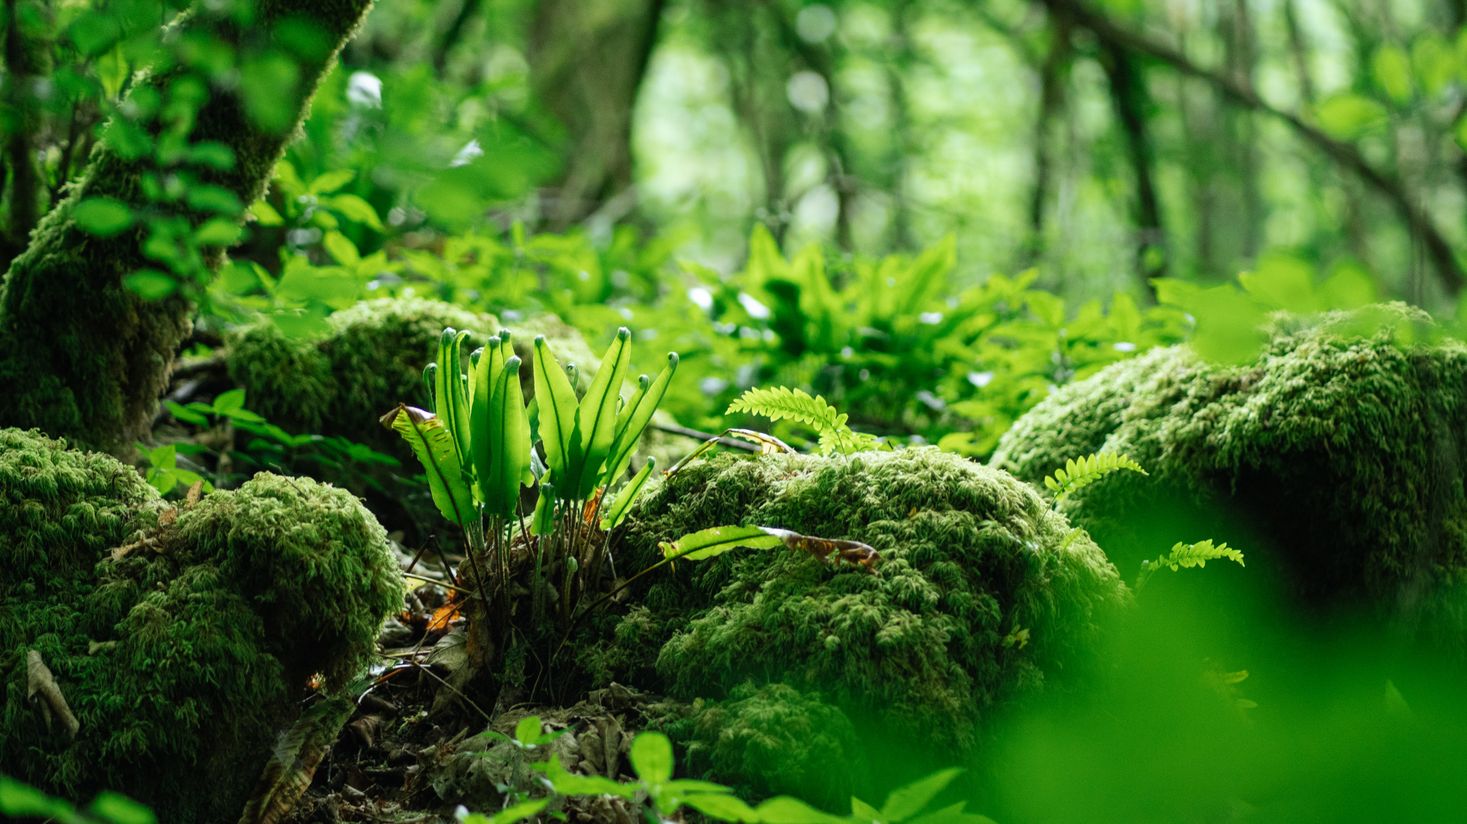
xmin=538 ymin=754 xmax=638 ymax=799
xmin=630 ymin=731 xmax=675 ymax=786
xmin=727 ymin=386 xmax=844 ymax=434
xmin=193 ymin=218 xmax=241 ymax=247
xmin=250 ymin=199 xmax=285 ymax=226
xmin=530 ymin=480 xmax=557 ymax=537
xmin=1136 ymin=539 xmax=1245 ymax=591
xmin=751 ymin=796 xmax=847 ymax=824
xmin=879 ymin=767 xmax=964 ymax=820
xmin=1042 ymin=452 xmax=1147 ymax=500
xmin=514 ymin=716 xmax=543 ymax=745
xmin=434 ymin=329 xmax=474 ymax=470
xmin=601 ymin=458 xmax=656 ymax=531
xmin=659 ymin=525 xmax=784 ymax=562
xmin=1313 ymin=93 xmax=1389 ymax=139
xmin=164 ymin=400 xmax=210 ymax=426
xmin=74 ymin=197 xmax=135 ymax=236
xmin=760 ymin=527 xmax=880 ymax=570
xmin=603 ymin=352 xmax=679 ymax=486
xmin=327 ymin=194 xmax=385 ymax=230
xmin=483 ymin=798 xmax=549 ymax=823
xmin=213 ymin=388 xmax=247 ymax=415
xmin=565 ymin=327 xmax=633 ymax=499
xmin=323 ymin=231 xmax=360 ymax=265
xmin=380 ymin=404 xmax=475 ymax=526
xmin=484 ymin=357 xmax=530 ymax=519
xmin=532 ymin=336 xmax=580 ymax=479
xmin=308 ymin=169 xmax=356 ymax=195
xmin=682 ymin=793 xmax=759 ymax=821
xmin=123 ymin=270 xmax=178 ymax=300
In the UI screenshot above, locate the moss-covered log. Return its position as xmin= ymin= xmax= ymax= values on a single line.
xmin=991 ymin=307 xmax=1467 ymax=640
xmin=589 ymin=448 xmax=1126 ymax=791
xmin=0 ymin=427 xmax=402 ymax=820
xmin=0 ymin=0 xmax=375 ymax=449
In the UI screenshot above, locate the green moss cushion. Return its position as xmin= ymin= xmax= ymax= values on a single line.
xmin=226 ymin=297 xmax=604 ymax=450
xmin=0 ymin=428 xmax=402 ymax=820
xmin=592 ymin=447 xmax=1125 ymax=791
xmin=991 ymin=307 xmax=1467 ymax=639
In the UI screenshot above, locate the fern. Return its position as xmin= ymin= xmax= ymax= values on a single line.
xmin=1136 ymin=540 xmax=1246 ymax=590
xmin=1043 ymin=452 xmax=1147 ymax=500
xmin=727 ymin=386 xmax=873 ymax=455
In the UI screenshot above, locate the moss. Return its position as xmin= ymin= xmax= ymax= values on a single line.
xmin=603 ymin=448 xmax=1126 ymax=763
xmin=651 ymin=683 xmax=865 ymax=810
xmin=991 ymin=307 xmax=1467 ymax=638
xmin=0 ymin=428 xmax=402 ymax=820
xmin=0 ymin=1 xmax=376 ymax=449
xmin=227 ymin=297 xmax=613 ymax=451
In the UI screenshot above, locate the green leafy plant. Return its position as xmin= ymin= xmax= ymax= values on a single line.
xmin=726 ymin=386 xmax=880 ymax=455
xmin=1136 ymin=540 xmax=1246 ymax=591
xmin=0 ymin=774 xmax=155 ymax=824
xmin=382 ymin=325 xmax=678 ymax=688
xmin=1042 ymin=452 xmax=1147 ymax=501
xmin=470 ymin=720 xmax=993 ymax=824
xmin=162 ymin=387 xmax=399 ymax=489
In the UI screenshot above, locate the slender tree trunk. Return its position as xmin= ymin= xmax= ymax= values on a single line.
xmin=0 ymin=0 xmax=377 ymax=449
xmin=432 ymin=0 xmax=482 ymax=75
xmin=1023 ymin=7 xmax=1072 ymax=268
xmin=527 ymin=0 xmax=666 ymax=229
xmin=1 ymin=0 xmax=51 ymax=270
xmin=1097 ymin=39 xmax=1167 ymax=294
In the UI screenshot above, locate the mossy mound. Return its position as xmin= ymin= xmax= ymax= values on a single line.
xmin=650 ymin=682 xmax=866 ymax=810
xmin=991 ymin=307 xmax=1467 ymax=637
xmin=0 ymin=428 xmax=403 ymax=821
xmin=596 ymin=448 xmax=1125 ymax=784
xmin=226 ymin=297 xmax=602 ymax=451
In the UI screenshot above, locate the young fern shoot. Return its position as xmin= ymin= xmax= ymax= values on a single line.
xmin=726 ymin=386 xmax=880 ymax=455
xmin=1043 ymin=452 xmax=1148 ymax=500
xmin=1136 ymin=540 xmax=1246 ymax=591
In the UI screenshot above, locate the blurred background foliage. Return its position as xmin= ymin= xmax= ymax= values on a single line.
xmin=5 ymin=0 xmax=1467 ymax=451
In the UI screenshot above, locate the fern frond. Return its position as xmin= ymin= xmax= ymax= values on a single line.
xmin=728 ymin=386 xmax=847 ymax=434
xmin=1136 ymin=539 xmax=1245 ymax=590
xmin=1043 ymin=452 xmax=1147 ymax=500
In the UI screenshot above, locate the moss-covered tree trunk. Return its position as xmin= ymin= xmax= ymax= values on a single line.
xmin=0 ymin=0 xmax=374 ymax=450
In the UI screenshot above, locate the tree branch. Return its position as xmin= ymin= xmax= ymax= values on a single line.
xmin=1061 ymin=0 xmax=1465 ymax=294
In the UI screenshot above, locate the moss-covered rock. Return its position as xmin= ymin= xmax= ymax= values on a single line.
xmin=226 ymin=297 xmax=604 ymax=451
xmin=991 ymin=307 xmax=1467 ymax=638
xmin=0 ymin=428 xmax=403 ymax=821
xmin=594 ymin=448 xmax=1125 ymax=786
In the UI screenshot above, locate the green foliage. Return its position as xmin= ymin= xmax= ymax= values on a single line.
xmin=159 ymin=386 xmax=398 ymax=495
xmin=461 ymin=714 xmax=988 ymax=824
xmin=384 ymin=323 xmax=678 ymax=691
xmin=0 ymin=776 xmax=154 ymax=824
xmin=0 ymin=428 xmax=402 ymax=820
xmin=993 ymin=306 xmax=1467 ymax=643
xmin=1136 ymin=541 xmax=1245 ymax=591
xmin=1042 ymin=452 xmax=1147 ymax=501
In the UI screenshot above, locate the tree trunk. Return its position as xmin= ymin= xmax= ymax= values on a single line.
xmin=527 ymin=0 xmax=665 ymax=229
xmin=1 ymin=0 xmax=51 ymax=269
xmin=0 ymin=0 xmax=376 ymax=450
